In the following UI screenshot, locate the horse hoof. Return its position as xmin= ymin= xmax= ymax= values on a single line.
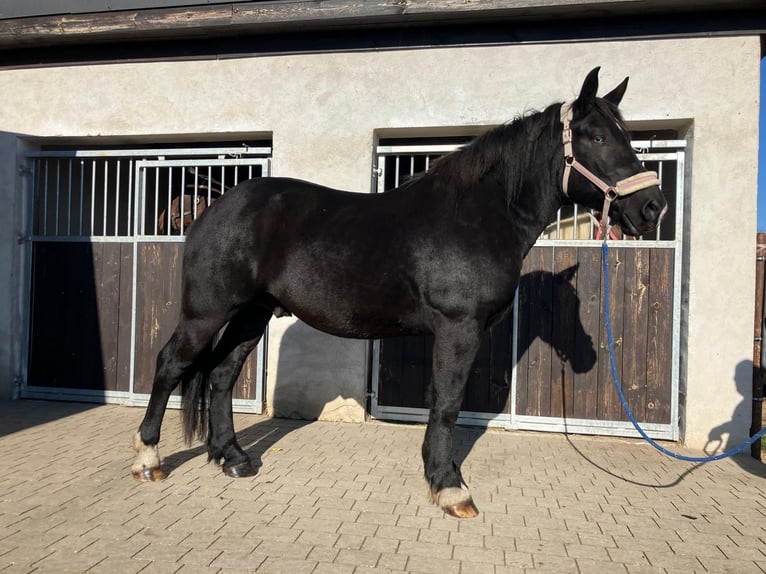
xmin=428 ymin=485 xmax=480 ymax=519
xmin=132 ymin=466 xmax=166 ymax=482
xmin=443 ymin=498 xmax=479 ymax=519
xmin=223 ymin=461 xmax=257 ymax=478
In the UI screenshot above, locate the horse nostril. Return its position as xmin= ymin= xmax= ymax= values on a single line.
xmin=642 ymin=199 xmax=662 ymax=220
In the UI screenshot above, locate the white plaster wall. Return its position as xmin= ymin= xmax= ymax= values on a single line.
xmin=0 ymin=37 xmax=759 ymax=448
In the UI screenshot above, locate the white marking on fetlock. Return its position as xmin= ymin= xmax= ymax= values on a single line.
xmin=435 ymin=486 xmax=473 ymax=508
xmin=131 ymin=431 xmax=161 ymax=475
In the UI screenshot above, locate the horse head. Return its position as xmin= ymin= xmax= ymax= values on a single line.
xmin=561 ymin=67 xmax=667 ymax=237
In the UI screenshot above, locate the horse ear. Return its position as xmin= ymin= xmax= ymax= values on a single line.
xmin=604 ymin=77 xmax=629 ymax=107
xmin=558 ymin=263 xmax=580 ymax=283
xmin=574 ymin=67 xmax=600 ymax=114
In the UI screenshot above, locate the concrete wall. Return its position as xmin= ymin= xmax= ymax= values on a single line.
xmin=0 ymin=36 xmax=759 ymax=448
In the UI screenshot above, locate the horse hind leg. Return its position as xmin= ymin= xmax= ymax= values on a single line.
xmin=423 ymin=319 xmax=482 ymax=518
xmin=205 ymin=303 xmax=272 ymax=478
xmin=131 ymin=315 xmax=224 ymax=481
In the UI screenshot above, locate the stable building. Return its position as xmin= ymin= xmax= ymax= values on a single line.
xmin=0 ymin=1 xmax=763 ymax=452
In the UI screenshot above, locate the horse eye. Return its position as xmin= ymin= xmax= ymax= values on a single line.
xmin=593 ymin=135 xmax=606 ymax=145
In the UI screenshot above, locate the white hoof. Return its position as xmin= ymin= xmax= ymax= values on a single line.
xmin=131 ymin=432 xmax=164 ymax=481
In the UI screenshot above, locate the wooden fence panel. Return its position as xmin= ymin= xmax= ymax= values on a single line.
xmin=621 ymin=248 xmax=650 ymax=422
xmin=645 ymin=248 xmax=674 ymax=424
xmin=133 ymin=243 xmax=184 ymax=395
xmin=551 ymin=247 xmax=580 ymax=418
xmin=597 ymin=245 xmax=625 ymax=421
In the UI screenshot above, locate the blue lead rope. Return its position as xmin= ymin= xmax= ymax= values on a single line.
xmin=601 ymin=240 xmax=766 ymax=462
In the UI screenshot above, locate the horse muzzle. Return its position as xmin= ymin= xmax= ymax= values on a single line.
xmin=610 ymin=186 xmax=668 ymax=237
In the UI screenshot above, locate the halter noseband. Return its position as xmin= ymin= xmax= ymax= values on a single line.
xmin=560 ymin=103 xmax=660 ymax=237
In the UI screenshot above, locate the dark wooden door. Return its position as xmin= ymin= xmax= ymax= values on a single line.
xmin=28 ymin=241 xmax=134 ymax=393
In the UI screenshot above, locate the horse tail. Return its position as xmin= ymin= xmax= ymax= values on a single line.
xmin=180 ymin=342 xmax=214 ymax=445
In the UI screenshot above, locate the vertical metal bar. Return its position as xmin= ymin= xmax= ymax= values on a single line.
xmin=90 ymin=161 xmax=96 ymax=236
xmin=508 ymin=286 xmax=520 ymax=430
xmin=394 ymin=156 xmax=400 ymax=187
xmin=127 ymin=159 xmax=133 ymax=237
xmin=166 ymin=166 xmax=173 ymax=236
xmin=409 ymin=156 xmax=415 ymax=177
xmin=154 ymin=166 xmax=160 ymax=235
xmin=670 ymin=151 xmax=685 ymax=441
xmin=66 ymin=159 xmax=73 ymax=236
xmin=134 ymin=163 xmax=143 ymax=237
xmin=572 ymin=203 xmax=580 ymax=239
xmin=425 ymin=155 xmax=430 ymax=171
xmin=42 ymin=160 xmax=49 ymax=235
xmin=54 ymin=160 xmax=60 ymax=236
xmin=555 ymin=208 xmax=561 ymax=239
xmin=102 ymin=160 xmax=109 ymax=237
xmin=221 ymin=165 xmax=225 ymax=196
xmin=655 ymin=160 xmax=664 ymax=240
xmin=114 ymin=160 xmax=121 ymax=237
xmin=141 ymin=165 xmax=147 ymax=235
xmin=18 ymin=156 xmax=37 ymax=396
xmin=234 ymin=164 xmax=239 ymax=187
xmin=369 ymin=340 xmax=382 ymax=418
xmin=377 ymin=154 xmax=386 ymax=194
xmin=180 ymin=167 xmax=186 ymax=234
xmin=254 ymin=335 xmax=266 ymax=414
xmin=207 ymin=166 xmax=212 ymax=202
xmin=78 ymin=160 xmax=85 ymax=236
xmin=129 ymin=161 xmax=142 ymax=399
xmin=168 ymin=167 xmax=174 ymax=236
xmin=192 ymin=167 xmax=199 ymax=220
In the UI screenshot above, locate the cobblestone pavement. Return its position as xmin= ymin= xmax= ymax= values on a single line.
xmin=0 ymin=400 xmax=764 ymax=574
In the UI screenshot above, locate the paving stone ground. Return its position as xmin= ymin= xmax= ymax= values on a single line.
xmin=0 ymin=400 xmax=764 ymax=574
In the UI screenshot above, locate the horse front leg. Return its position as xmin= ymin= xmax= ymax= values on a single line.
xmin=132 ymin=331 xmax=192 ymax=482
xmin=423 ymin=319 xmax=482 ymax=518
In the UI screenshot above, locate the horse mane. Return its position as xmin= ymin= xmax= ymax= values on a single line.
xmin=405 ymin=103 xmax=564 ymax=207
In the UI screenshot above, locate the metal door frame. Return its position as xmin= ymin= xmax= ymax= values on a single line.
xmin=19 ymin=147 xmax=271 ymax=414
xmin=370 ymin=140 xmax=686 ymax=440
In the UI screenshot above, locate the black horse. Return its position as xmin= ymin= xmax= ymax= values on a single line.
xmin=132 ymin=68 xmax=667 ymax=518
